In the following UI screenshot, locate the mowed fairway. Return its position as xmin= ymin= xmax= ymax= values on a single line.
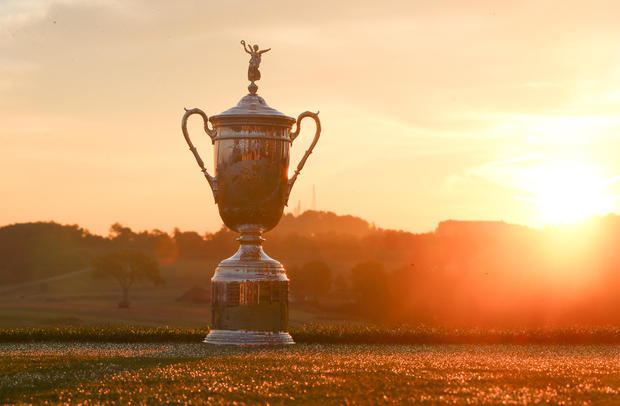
xmin=2 ymin=344 xmax=620 ymax=405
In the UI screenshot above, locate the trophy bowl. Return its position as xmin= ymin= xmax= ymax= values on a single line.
xmin=180 ymin=43 xmax=321 ymax=345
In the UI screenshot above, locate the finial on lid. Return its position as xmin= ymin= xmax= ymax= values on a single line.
xmin=240 ymin=40 xmax=271 ymax=95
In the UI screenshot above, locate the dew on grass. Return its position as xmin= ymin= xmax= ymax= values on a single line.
xmin=1 ymin=343 xmax=620 ymax=405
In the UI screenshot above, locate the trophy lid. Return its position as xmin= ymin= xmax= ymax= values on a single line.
xmin=210 ymin=93 xmax=295 ymax=126
xmin=209 ymin=40 xmax=295 ymax=127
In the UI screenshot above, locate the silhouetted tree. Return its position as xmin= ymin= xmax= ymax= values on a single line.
xmin=173 ymin=228 xmax=206 ymax=258
xmin=91 ymin=249 xmax=163 ymax=308
xmin=350 ymin=260 xmax=390 ymax=318
xmin=289 ymin=260 xmax=332 ymax=301
xmin=276 ymin=210 xmax=373 ymax=236
xmin=0 ymin=222 xmax=106 ymax=285
xmin=152 ymin=232 xmax=178 ymax=264
xmin=204 ymin=226 xmax=237 ymax=257
xmin=109 ymin=223 xmax=135 ymax=246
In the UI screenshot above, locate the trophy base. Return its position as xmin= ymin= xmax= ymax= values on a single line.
xmin=204 ymin=329 xmax=294 ymax=346
xmin=207 ymin=227 xmax=294 ymax=346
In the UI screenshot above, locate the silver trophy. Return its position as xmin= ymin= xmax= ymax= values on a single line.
xmin=181 ymin=41 xmax=321 ymax=345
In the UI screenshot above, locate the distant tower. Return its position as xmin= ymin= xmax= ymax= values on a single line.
xmin=294 ymin=200 xmax=302 ymax=217
xmin=312 ymin=184 xmax=316 ymax=211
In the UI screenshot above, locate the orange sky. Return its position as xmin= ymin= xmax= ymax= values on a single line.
xmin=1 ymin=0 xmax=620 ymax=235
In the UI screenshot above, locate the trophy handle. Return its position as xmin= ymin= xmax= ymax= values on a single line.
xmin=286 ymin=111 xmax=321 ymax=205
xmin=181 ymin=108 xmax=218 ymax=203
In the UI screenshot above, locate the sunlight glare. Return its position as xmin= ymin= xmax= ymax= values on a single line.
xmin=533 ymin=163 xmax=612 ymax=225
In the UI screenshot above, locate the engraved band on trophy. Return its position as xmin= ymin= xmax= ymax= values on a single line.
xmin=181 ymin=41 xmax=321 ymax=345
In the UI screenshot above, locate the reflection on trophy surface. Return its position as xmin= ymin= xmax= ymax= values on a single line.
xmin=181 ymin=41 xmax=321 ymax=345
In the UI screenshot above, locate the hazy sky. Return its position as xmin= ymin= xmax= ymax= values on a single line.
xmin=1 ymin=0 xmax=620 ymax=235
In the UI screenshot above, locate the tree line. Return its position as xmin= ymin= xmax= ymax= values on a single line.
xmin=3 ymin=211 xmax=620 ymax=326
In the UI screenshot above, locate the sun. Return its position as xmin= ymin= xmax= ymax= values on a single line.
xmin=533 ymin=163 xmax=612 ymax=225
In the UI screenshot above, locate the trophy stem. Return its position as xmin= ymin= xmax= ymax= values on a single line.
xmin=204 ymin=227 xmax=294 ymax=346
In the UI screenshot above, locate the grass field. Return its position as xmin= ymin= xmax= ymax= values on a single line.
xmin=4 ymin=326 xmax=620 ymax=345
xmin=3 ymin=267 xmax=620 ymax=404
xmin=2 ymin=343 xmax=620 ymax=405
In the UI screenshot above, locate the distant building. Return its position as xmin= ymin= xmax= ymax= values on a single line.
xmin=294 ymin=200 xmax=302 ymax=217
